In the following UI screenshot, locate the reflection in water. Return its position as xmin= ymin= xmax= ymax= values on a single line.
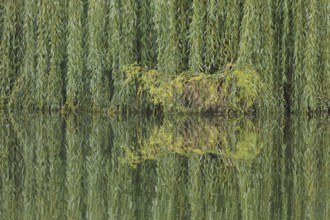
xmin=0 ymin=114 xmax=329 ymax=219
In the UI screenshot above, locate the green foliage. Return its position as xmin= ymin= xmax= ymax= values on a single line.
xmin=223 ymin=68 xmax=263 ymax=114
xmin=238 ymin=0 xmax=275 ymax=112
xmin=0 ymin=1 xmax=22 ymax=109
xmin=0 ymin=0 xmax=329 ymax=114
xmin=137 ymin=0 xmax=157 ymax=68
xmin=1 ymin=113 xmax=329 ymax=218
xmin=154 ymin=0 xmax=180 ymax=73
xmin=317 ymin=0 xmax=330 ymax=112
xmin=9 ymin=0 xmax=37 ymax=110
xmin=222 ymin=0 xmax=241 ymax=64
xmin=65 ymin=0 xmax=85 ymax=111
xmin=35 ymin=0 xmax=51 ymax=110
xmin=116 ymin=64 xmax=264 ymax=114
xmin=204 ymin=0 xmax=224 ymax=72
xmin=88 ymin=0 xmax=109 ymax=110
xmin=116 ymin=116 xmax=263 ymax=167
xmin=189 ymin=0 xmax=205 ymax=73
xmin=48 ymin=0 xmax=65 ymax=110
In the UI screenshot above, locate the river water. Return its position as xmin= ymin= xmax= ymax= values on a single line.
xmin=0 ymin=114 xmax=329 ymax=219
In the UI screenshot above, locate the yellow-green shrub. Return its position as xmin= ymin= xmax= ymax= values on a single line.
xmin=116 ymin=64 xmax=265 ymax=114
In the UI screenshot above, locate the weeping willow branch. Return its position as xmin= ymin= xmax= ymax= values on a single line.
xmin=189 ymin=0 xmax=205 ymax=73
xmin=48 ymin=0 xmax=65 ymax=110
xmin=88 ymin=0 xmax=109 ymax=110
xmin=65 ymin=0 xmax=85 ymax=111
xmin=9 ymin=0 xmax=37 ymax=110
xmin=0 ymin=1 xmax=19 ymax=108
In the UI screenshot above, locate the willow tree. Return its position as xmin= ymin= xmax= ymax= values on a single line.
xmin=237 ymin=0 xmax=259 ymax=67
xmin=66 ymin=0 xmax=86 ymax=111
xmin=238 ymin=0 xmax=274 ymax=112
xmin=9 ymin=0 xmax=37 ymax=109
xmin=222 ymin=0 xmax=241 ymax=65
xmin=110 ymin=0 xmax=138 ymax=107
xmin=137 ymin=0 xmax=157 ymax=69
xmin=303 ymin=0 xmax=318 ymax=112
xmin=272 ymin=0 xmax=290 ymax=112
xmin=0 ymin=0 xmax=329 ymax=113
xmin=259 ymin=0 xmax=275 ymax=108
xmin=48 ymin=0 xmax=66 ymax=110
xmin=317 ymin=0 xmax=330 ymax=112
xmin=107 ymin=0 xmax=121 ymax=72
xmin=154 ymin=0 xmax=180 ymax=74
xmin=35 ymin=0 xmax=51 ymax=110
xmin=0 ymin=1 xmax=21 ymax=109
xmin=120 ymin=0 xmax=137 ymax=68
xmin=0 ymin=2 xmax=3 ymax=42
xmin=88 ymin=0 xmax=109 ymax=110
xmin=291 ymin=0 xmax=306 ymax=113
xmin=204 ymin=0 xmax=224 ymax=73
xmin=176 ymin=0 xmax=191 ymax=72
xmin=189 ymin=0 xmax=205 ymax=73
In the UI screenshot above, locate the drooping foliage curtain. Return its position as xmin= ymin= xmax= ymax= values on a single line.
xmin=0 ymin=0 xmax=328 ymax=113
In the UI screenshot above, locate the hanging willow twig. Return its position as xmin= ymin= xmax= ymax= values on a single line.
xmin=222 ymin=0 xmax=241 ymax=65
xmin=138 ymin=0 xmax=157 ymax=69
xmin=88 ymin=0 xmax=109 ymax=110
xmin=35 ymin=0 xmax=51 ymax=110
xmin=189 ymin=0 xmax=205 ymax=73
xmin=65 ymin=0 xmax=85 ymax=111
xmin=303 ymin=0 xmax=318 ymax=112
xmin=48 ymin=0 xmax=65 ymax=110
xmin=292 ymin=0 xmax=306 ymax=113
xmin=0 ymin=0 xmax=18 ymax=108
xmin=154 ymin=0 xmax=179 ymax=74
xmin=9 ymin=0 xmax=37 ymax=109
xmin=317 ymin=0 xmax=330 ymax=112
xmin=204 ymin=0 xmax=224 ymax=73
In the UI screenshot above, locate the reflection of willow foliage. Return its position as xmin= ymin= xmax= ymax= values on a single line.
xmin=115 ymin=65 xmax=264 ymax=114
xmin=6 ymin=114 xmax=66 ymax=219
xmin=87 ymin=116 xmax=110 ymax=219
xmin=0 ymin=116 xmax=21 ymax=220
xmin=289 ymin=116 xmax=330 ymax=219
xmin=66 ymin=115 xmax=88 ymax=220
xmin=0 ymin=0 xmax=329 ymax=114
xmin=0 ymin=114 xmax=329 ymax=218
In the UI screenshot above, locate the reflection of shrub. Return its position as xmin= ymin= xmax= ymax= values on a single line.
xmin=112 ymin=64 xmax=265 ymax=114
xmin=121 ymin=117 xmax=262 ymax=167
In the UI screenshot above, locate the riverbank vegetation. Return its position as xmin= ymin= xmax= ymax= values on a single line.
xmin=0 ymin=0 xmax=329 ymax=114
xmin=113 ymin=65 xmax=264 ymax=115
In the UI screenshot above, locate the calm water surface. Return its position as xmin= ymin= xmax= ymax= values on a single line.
xmin=0 ymin=114 xmax=329 ymax=219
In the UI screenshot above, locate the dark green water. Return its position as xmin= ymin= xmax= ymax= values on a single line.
xmin=0 ymin=114 xmax=329 ymax=220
